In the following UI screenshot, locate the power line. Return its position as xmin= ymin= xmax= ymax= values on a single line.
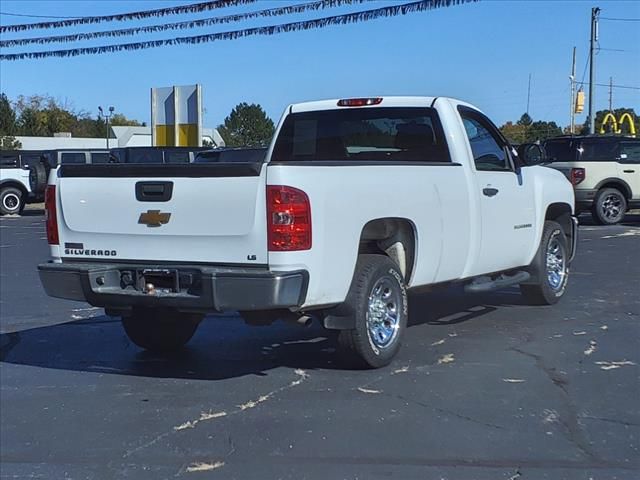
xmin=600 ymin=17 xmax=640 ymax=22
xmin=598 ymin=47 xmax=639 ymax=53
xmin=0 ymin=0 xmax=365 ymax=48
xmin=575 ymin=82 xmax=640 ymax=91
xmin=0 ymin=0 xmax=479 ymax=61
xmin=0 ymin=12 xmax=82 ymax=19
xmin=0 ymin=0 xmax=256 ymax=34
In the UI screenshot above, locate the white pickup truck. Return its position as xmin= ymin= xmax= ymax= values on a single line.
xmin=38 ymin=96 xmax=577 ymax=368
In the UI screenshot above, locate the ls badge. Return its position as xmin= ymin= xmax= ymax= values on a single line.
xmin=138 ymin=210 xmax=171 ymax=228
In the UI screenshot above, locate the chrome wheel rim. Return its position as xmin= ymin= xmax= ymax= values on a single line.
xmin=546 ymin=237 xmax=566 ymax=291
xmin=601 ymin=194 xmax=623 ymax=221
xmin=366 ymin=277 xmax=401 ymax=349
xmin=2 ymin=193 xmax=19 ymax=212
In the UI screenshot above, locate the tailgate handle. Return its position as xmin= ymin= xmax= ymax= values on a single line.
xmin=136 ymin=181 xmax=173 ymax=202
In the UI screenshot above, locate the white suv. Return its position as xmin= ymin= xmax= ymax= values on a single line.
xmin=544 ymin=136 xmax=640 ymax=224
xmin=0 ymin=150 xmax=43 ymax=215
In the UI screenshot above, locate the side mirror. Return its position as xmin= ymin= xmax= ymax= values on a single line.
xmin=517 ymin=143 xmax=546 ymax=166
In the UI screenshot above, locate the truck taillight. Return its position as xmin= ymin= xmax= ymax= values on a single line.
xmin=267 ymin=185 xmax=311 ymax=251
xmin=570 ymin=168 xmax=585 ymax=185
xmin=45 ymin=185 xmax=59 ymax=245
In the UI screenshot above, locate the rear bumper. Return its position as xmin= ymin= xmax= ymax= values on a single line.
xmin=38 ymin=262 xmax=308 ymax=312
xmin=574 ymin=188 xmax=597 ymax=210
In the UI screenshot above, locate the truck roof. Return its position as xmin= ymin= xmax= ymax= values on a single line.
xmin=290 ymin=96 xmax=449 ymax=113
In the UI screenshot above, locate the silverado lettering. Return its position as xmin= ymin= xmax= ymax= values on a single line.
xmin=64 ymin=249 xmax=117 ymax=256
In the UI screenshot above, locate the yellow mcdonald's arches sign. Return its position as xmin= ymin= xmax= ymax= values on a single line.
xmin=618 ymin=113 xmax=636 ymax=136
xmin=599 ymin=112 xmax=636 ymax=136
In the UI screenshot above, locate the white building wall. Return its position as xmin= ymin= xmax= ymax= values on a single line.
xmin=15 ymin=126 xmax=224 ymax=150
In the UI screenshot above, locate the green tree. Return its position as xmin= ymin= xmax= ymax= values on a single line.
xmin=217 ymin=103 xmax=275 ymax=147
xmin=110 ymin=113 xmax=143 ymax=127
xmin=499 ymin=121 xmax=527 ymax=144
xmin=500 ymin=113 xmax=563 ymax=144
xmin=528 ymin=120 xmax=562 ymax=141
xmin=0 ymin=93 xmax=21 ymax=149
xmin=581 ymin=108 xmax=639 ymax=135
xmin=517 ymin=113 xmax=533 ymax=127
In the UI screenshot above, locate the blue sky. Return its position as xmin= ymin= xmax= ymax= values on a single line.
xmin=1 ymin=0 xmax=639 ymax=130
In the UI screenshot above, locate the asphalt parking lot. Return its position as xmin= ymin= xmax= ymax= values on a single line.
xmin=1 ymin=209 xmax=639 ymax=480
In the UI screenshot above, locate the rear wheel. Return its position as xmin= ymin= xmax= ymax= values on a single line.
xmin=0 ymin=187 xmax=24 ymax=215
xmin=591 ymin=188 xmax=626 ymax=225
xmin=520 ymin=220 xmax=569 ymax=305
xmin=338 ymin=255 xmax=408 ymax=368
xmin=121 ymin=308 xmax=202 ymax=352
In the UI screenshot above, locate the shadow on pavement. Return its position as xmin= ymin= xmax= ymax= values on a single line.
xmin=577 ymin=211 xmax=640 ymax=227
xmin=0 ymin=287 xmax=523 ymax=381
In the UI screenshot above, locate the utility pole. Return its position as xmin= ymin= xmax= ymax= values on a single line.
xmin=526 ymin=73 xmax=532 ymax=115
xmin=569 ymin=47 xmax=576 ymax=135
xmin=98 ymin=105 xmax=115 ymax=149
xmin=608 ymin=76 xmax=613 ymax=112
xmin=588 ymin=7 xmax=600 ymax=135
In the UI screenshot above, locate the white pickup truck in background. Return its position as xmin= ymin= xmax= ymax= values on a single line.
xmin=38 ymin=96 xmax=577 ymax=368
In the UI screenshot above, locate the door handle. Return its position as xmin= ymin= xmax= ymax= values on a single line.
xmin=623 ymin=170 xmax=635 ymax=173
xmin=483 ymin=187 xmax=499 ymax=197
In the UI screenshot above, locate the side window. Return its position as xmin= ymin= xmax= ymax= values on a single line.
xmin=90 ymin=153 xmax=110 ymax=164
xmin=60 ymin=153 xmax=87 ymax=164
xmin=618 ymin=142 xmax=640 ymax=164
xmin=165 ymin=151 xmax=190 ymax=164
xmin=0 ymin=154 xmax=20 ymax=168
xmin=460 ymin=115 xmax=510 ymax=172
xmin=20 ymin=155 xmax=41 ymax=168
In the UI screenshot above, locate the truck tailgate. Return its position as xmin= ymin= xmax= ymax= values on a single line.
xmin=56 ymin=163 xmax=268 ymax=264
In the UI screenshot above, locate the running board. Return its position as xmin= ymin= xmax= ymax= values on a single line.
xmin=464 ymin=271 xmax=530 ymax=293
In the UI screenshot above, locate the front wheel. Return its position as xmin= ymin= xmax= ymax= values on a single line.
xmin=121 ymin=309 xmax=202 ymax=352
xmin=338 ymin=255 xmax=408 ymax=368
xmin=520 ymin=220 xmax=569 ymax=305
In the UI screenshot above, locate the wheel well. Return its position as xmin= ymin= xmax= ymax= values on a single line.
xmin=596 ymin=180 xmax=631 ymax=200
xmin=545 ymin=203 xmax=573 ymax=244
xmin=357 ymin=218 xmax=416 ymax=283
xmin=0 ymin=181 xmax=28 ymax=197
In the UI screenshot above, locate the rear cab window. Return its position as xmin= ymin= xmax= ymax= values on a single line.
xmin=272 ymin=107 xmax=451 ymax=163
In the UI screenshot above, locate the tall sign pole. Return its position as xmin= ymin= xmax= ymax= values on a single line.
xmin=570 ymin=47 xmax=576 ymax=135
xmin=588 ymin=7 xmax=600 ymax=135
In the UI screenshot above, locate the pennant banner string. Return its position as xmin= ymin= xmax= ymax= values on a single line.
xmin=0 ymin=0 xmax=478 ymax=61
xmin=0 ymin=0 xmax=256 ymax=34
xmin=0 ymin=0 xmax=365 ymax=48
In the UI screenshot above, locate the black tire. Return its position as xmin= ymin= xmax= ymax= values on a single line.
xmin=121 ymin=308 xmax=202 ymax=352
xmin=591 ymin=188 xmax=627 ymax=225
xmin=0 ymin=187 xmax=24 ymax=215
xmin=520 ymin=221 xmax=570 ymax=305
xmin=337 ymin=254 xmax=408 ymax=368
xmin=29 ymin=162 xmax=48 ymax=195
